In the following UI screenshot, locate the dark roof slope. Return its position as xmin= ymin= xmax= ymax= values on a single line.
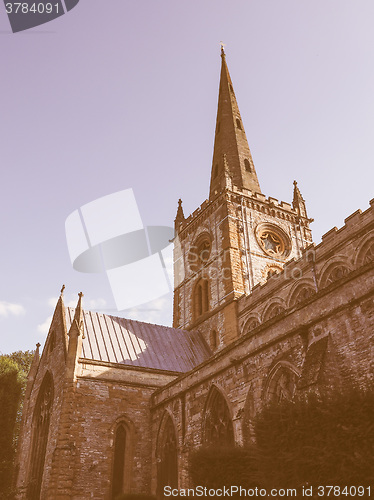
xmin=65 ymin=308 xmax=211 ymax=373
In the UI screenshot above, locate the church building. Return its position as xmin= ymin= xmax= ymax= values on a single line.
xmin=15 ymin=48 xmax=374 ymax=499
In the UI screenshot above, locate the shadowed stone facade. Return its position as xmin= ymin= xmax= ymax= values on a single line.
xmin=15 ymin=49 xmax=374 ymax=499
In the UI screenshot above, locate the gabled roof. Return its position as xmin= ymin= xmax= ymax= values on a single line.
xmin=65 ymin=308 xmax=211 ymax=373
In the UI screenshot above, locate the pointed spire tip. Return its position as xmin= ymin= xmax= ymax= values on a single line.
xmin=220 ymin=41 xmax=226 ymax=57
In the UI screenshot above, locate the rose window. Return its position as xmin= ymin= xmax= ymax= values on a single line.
xmin=255 ymin=224 xmax=290 ymax=259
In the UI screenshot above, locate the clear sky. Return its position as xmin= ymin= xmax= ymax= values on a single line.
xmin=1 ymin=1 xmax=374 ymax=354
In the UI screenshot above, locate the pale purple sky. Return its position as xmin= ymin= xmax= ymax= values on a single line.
xmin=1 ymin=1 xmax=374 ymax=354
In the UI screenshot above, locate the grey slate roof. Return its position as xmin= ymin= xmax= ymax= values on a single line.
xmin=65 ymin=308 xmax=211 ymax=373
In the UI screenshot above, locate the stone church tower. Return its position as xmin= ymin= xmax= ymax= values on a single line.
xmin=173 ymin=47 xmax=313 ymax=348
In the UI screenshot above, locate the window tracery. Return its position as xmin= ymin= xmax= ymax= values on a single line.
xmin=263 ymin=303 xmax=285 ymax=322
xmin=243 ymin=317 xmax=260 ymax=334
xmin=266 ymin=366 xmax=298 ymax=403
xmin=204 ymin=388 xmax=234 ymax=446
xmin=290 ymin=285 xmax=315 ymax=306
xmin=324 ymin=265 xmax=349 ymax=286
xmin=362 ymin=242 xmax=374 ymax=265
xmin=255 ymin=224 xmax=291 ymax=260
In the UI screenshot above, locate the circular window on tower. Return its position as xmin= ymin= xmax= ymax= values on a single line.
xmin=189 ymin=233 xmax=212 ymax=272
xmin=255 ymin=223 xmax=291 ymax=260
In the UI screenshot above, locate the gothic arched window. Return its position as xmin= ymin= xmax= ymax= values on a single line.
xmin=204 ymin=387 xmax=234 ymax=446
xmin=27 ymin=372 xmax=54 ymax=500
xmin=265 ymin=364 xmax=299 ymax=404
xmin=194 ymin=279 xmax=209 ymax=319
xmin=157 ymin=415 xmax=178 ymax=497
xmin=244 ymin=159 xmax=252 ymax=173
xmin=112 ymin=424 xmax=127 ymax=499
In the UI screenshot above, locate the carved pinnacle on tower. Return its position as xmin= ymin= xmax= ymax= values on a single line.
xmin=209 ymin=47 xmax=261 ymax=199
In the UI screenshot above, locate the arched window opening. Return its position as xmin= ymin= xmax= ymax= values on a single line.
xmin=244 ymin=159 xmax=252 ymax=173
xmin=359 ymin=240 xmax=374 ymax=266
xmin=266 ymin=365 xmax=298 ymax=403
xmin=290 ymin=285 xmax=315 ymax=307
xmin=263 ymin=303 xmax=285 ymax=322
xmin=112 ymin=424 xmax=127 ymax=499
xmin=243 ymin=317 xmax=260 ymax=335
xmin=157 ymin=416 xmax=178 ymax=497
xmin=27 ymin=372 xmax=54 ymax=500
xmin=236 ymin=118 xmax=242 ymax=130
xmin=204 ymin=387 xmax=234 ymax=446
xmin=194 ymin=279 xmax=209 ymax=319
xmin=322 ymin=265 xmax=349 ymax=287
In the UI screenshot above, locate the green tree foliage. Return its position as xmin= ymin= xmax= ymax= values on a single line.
xmin=254 ymin=387 xmax=374 ymax=490
xmin=189 ymin=446 xmax=260 ymax=490
xmin=0 ymin=350 xmax=34 ymax=498
xmin=189 ymin=386 xmax=374 ymax=495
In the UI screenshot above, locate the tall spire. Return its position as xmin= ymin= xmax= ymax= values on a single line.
xmin=209 ymin=47 xmax=262 ymax=199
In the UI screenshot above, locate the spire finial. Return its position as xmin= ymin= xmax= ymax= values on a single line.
xmin=60 ymin=284 xmax=65 ymax=296
xmin=220 ymin=41 xmax=226 ymax=57
xmin=175 ymin=198 xmax=185 ymax=231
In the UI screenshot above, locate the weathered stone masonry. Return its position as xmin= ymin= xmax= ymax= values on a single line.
xmin=15 ymin=48 xmax=374 ymax=499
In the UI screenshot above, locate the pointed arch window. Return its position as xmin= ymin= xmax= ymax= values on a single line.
xmin=194 ymin=278 xmax=209 ymax=319
xmin=244 ymin=159 xmax=252 ymax=173
xmin=111 ymin=422 xmax=132 ymax=499
xmin=266 ymin=365 xmax=298 ymax=403
xmin=112 ymin=424 xmax=126 ymax=499
xmin=236 ymin=118 xmax=242 ymax=130
xmin=204 ymin=387 xmax=234 ymax=446
xmin=27 ymin=372 xmax=54 ymax=499
xmin=157 ymin=416 xmax=178 ymax=497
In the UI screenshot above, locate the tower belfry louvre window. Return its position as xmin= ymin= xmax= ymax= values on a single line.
xmin=27 ymin=372 xmax=54 ymax=500
xmin=194 ymin=278 xmax=209 ymax=318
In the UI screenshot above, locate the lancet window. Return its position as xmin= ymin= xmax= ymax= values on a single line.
xmin=27 ymin=372 xmax=54 ymax=500
xmin=157 ymin=416 xmax=178 ymax=497
xmin=111 ymin=424 xmax=127 ymax=499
